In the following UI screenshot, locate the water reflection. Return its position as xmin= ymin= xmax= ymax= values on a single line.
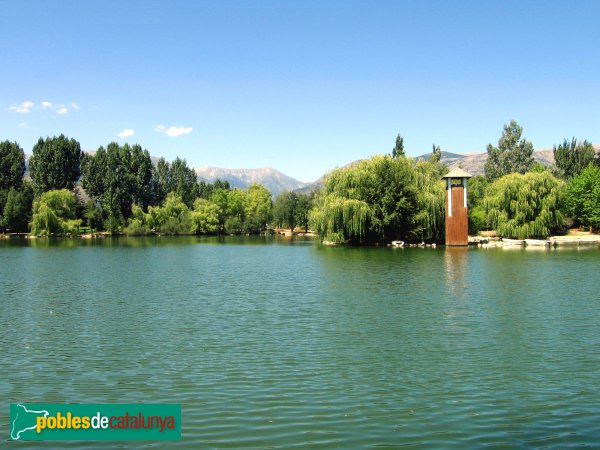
xmin=0 ymin=234 xmax=318 ymax=250
xmin=443 ymin=247 xmax=469 ymax=299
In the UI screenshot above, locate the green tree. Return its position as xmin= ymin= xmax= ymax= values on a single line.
xmin=128 ymin=144 xmax=154 ymax=207
xmin=123 ymin=204 xmax=152 ymax=235
xmin=244 ymin=184 xmax=272 ymax=233
xmin=198 ymin=181 xmax=213 ymax=199
xmin=207 ymin=187 xmax=247 ymax=234
xmin=29 ymin=135 xmax=82 ymax=193
xmin=564 ymin=165 xmax=600 ymax=232
xmin=0 ymin=182 xmax=34 ymax=232
xmin=151 ymin=157 xmax=172 ymax=205
xmin=309 ymin=195 xmax=370 ymax=243
xmin=80 ymin=142 xmax=154 ymax=232
xmin=361 ymin=156 xmax=419 ymax=241
xmin=294 ymin=192 xmax=313 ymax=232
xmin=213 ymin=179 xmax=231 ymax=191
xmin=467 ymin=176 xmax=488 ymax=207
xmin=553 ymin=138 xmax=596 ymax=179
xmin=0 ymin=140 xmax=25 ymax=191
xmin=30 ymin=189 xmax=81 ymax=236
xmin=412 ymin=159 xmax=447 ymax=242
xmin=84 ymin=200 xmax=103 ymax=231
xmin=273 ymin=191 xmax=299 ymax=231
xmin=466 ymin=175 xmax=489 ymax=235
xmin=190 ymin=198 xmax=220 ymax=234
xmin=224 ymin=189 xmax=247 ymax=234
xmin=484 ymin=171 xmax=566 ymax=239
xmin=0 ymin=141 xmax=28 ymax=232
xmin=392 ymin=133 xmax=404 ymax=158
xmin=309 ymin=155 xmax=440 ymax=243
xmin=209 ymin=188 xmax=230 ymax=233
xmin=430 ymin=144 xmax=442 ymax=164
xmin=81 ymin=145 xmax=121 ymax=232
xmin=152 ymin=157 xmax=198 ymax=207
xmin=145 ymin=192 xmax=192 ymax=235
xmin=169 ymin=157 xmax=199 ymax=207
xmin=484 ymin=120 xmax=534 ymax=181
xmin=198 ymin=179 xmax=231 ymax=200
xmin=531 ymin=161 xmax=547 ymax=173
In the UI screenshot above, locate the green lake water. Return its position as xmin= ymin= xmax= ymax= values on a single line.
xmin=1 ymin=236 xmax=599 ymax=448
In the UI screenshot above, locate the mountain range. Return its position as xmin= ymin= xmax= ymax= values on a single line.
xmin=195 ymin=166 xmax=309 ymax=197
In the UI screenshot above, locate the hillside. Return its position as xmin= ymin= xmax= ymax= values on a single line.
xmin=420 ymin=145 xmax=600 ymax=176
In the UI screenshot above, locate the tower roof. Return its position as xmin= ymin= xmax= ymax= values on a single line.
xmin=442 ymin=167 xmax=472 ymax=179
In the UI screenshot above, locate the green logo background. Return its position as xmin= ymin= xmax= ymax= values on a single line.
xmin=10 ymin=403 xmax=181 ymax=440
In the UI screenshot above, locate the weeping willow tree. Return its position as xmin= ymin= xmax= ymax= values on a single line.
xmin=309 ymin=155 xmax=445 ymax=244
xmin=309 ymin=196 xmax=371 ymax=242
xmin=30 ymin=189 xmax=81 ymax=236
xmin=145 ymin=192 xmax=192 ymax=235
xmin=412 ymin=159 xmax=446 ymax=242
xmin=484 ymin=171 xmax=566 ymax=239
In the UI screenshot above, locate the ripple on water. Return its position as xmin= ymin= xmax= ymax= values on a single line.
xmin=1 ymin=240 xmax=599 ymax=448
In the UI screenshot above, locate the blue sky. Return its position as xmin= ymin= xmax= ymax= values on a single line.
xmin=1 ymin=1 xmax=599 ymax=182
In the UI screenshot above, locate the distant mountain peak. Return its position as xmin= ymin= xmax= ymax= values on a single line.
xmin=195 ymin=166 xmax=308 ymax=197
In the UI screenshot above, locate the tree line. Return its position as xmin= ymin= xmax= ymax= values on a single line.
xmin=0 ymin=135 xmax=312 ymax=236
xmin=1 ymin=121 xmax=598 ymax=240
xmin=310 ymin=122 xmax=599 ymax=243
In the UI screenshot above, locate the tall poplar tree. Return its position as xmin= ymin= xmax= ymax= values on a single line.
xmin=392 ymin=134 xmax=405 ymax=158
xmin=0 ymin=140 xmax=25 ymax=191
xmin=430 ymin=144 xmax=442 ymax=163
xmin=484 ymin=120 xmax=534 ymax=181
xmin=80 ymin=142 xmax=154 ymax=231
xmin=29 ymin=134 xmax=82 ymax=193
xmin=553 ymin=138 xmax=596 ymax=179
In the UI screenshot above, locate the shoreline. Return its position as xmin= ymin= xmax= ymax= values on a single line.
xmin=469 ymin=233 xmax=600 ymax=248
xmin=2 ymin=231 xmax=599 ymax=249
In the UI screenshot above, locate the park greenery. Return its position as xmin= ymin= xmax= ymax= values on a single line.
xmin=309 ymin=155 xmax=446 ymax=243
xmin=0 ymin=120 xmax=598 ymax=240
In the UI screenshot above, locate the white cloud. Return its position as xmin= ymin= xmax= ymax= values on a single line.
xmin=155 ymin=124 xmax=193 ymax=137
xmin=118 ymin=128 xmax=135 ymax=138
xmin=10 ymin=100 xmax=80 ymax=115
xmin=167 ymin=126 xmax=193 ymax=137
xmin=9 ymin=101 xmax=34 ymax=113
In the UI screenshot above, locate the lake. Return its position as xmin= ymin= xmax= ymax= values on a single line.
xmin=1 ymin=237 xmax=599 ymax=448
